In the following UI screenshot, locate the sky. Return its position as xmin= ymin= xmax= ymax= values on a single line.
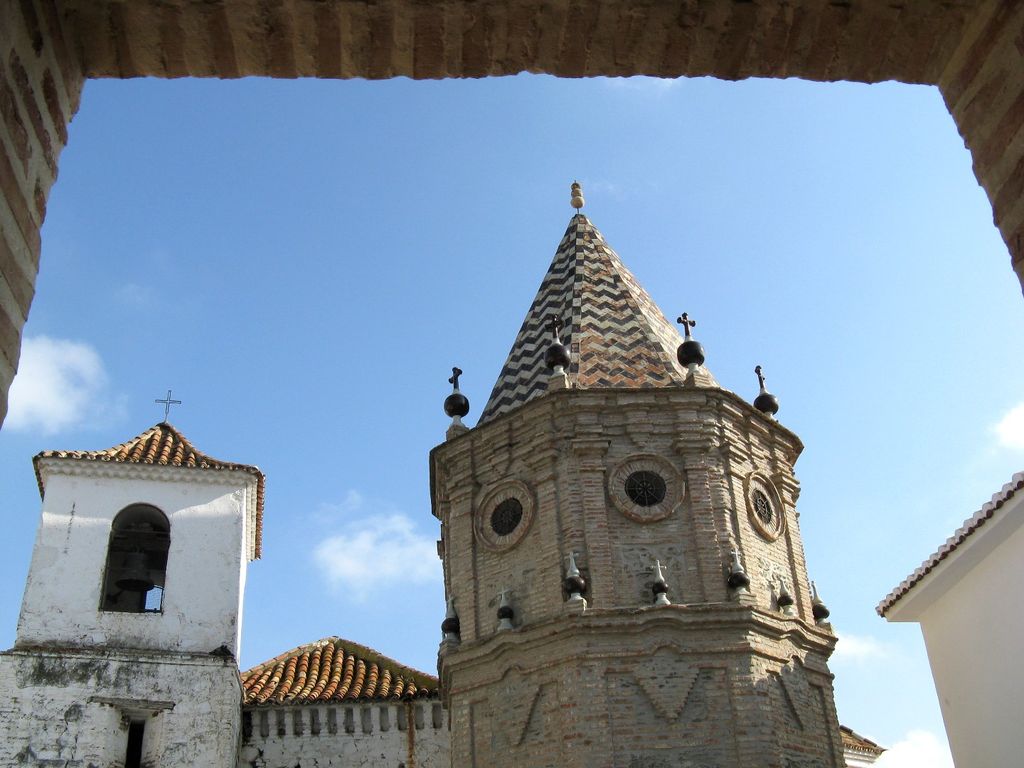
xmin=1 ymin=73 xmax=1022 ymax=767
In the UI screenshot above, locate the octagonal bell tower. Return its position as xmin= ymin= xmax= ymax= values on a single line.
xmin=431 ymin=186 xmax=844 ymax=768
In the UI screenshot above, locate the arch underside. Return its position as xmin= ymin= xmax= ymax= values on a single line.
xmin=0 ymin=0 xmax=1021 ymax=425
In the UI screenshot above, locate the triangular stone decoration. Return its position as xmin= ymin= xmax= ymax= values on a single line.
xmin=501 ymin=669 xmax=541 ymax=747
xmin=632 ymin=652 xmax=700 ymax=722
xmin=777 ymin=675 xmax=805 ymax=731
xmin=516 ymin=684 xmax=546 ymax=746
xmin=480 ymin=214 xmax=719 ymax=424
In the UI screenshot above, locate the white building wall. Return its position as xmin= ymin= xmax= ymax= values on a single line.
xmin=0 ymin=647 xmax=242 ymax=766
xmin=17 ymin=463 xmax=252 ymax=655
xmin=915 ymin=518 xmax=1024 ymax=768
xmin=239 ymin=700 xmax=450 ymax=768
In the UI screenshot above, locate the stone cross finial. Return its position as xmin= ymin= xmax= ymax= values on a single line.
xmin=548 ymin=314 xmax=564 ymax=343
xmin=449 ymin=367 xmax=463 ymax=389
xmin=155 ymin=389 xmax=181 ymax=422
xmin=755 ymin=365 xmax=766 ymax=390
xmin=677 ymin=313 xmax=696 ymax=339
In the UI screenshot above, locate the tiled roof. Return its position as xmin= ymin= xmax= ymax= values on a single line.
xmin=877 ymin=471 xmax=1024 ymax=617
xmin=33 ymin=422 xmax=266 ymax=558
xmin=241 ymin=637 xmax=438 ymax=705
xmin=479 ymin=213 xmax=718 ymax=424
xmin=840 ymin=725 xmax=885 ymax=756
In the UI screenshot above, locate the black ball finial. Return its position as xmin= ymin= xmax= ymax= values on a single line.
xmin=676 ymin=313 xmax=705 ymax=367
xmin=811 ymin=582 xmax=831 ymax=624
xmin=753 ymin=365 xmax=780 ymax=416
xmin=444 ymin=367 xmax=470 ymax=419
xmin=544 ymin=314 xmax=572 ymax=371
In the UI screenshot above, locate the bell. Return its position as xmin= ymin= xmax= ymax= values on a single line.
xmin=116 ymin=551 xmax=154 ymax=592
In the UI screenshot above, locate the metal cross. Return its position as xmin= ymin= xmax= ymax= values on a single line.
xmin=755 ymin=365 xmax=766 ymax=389
xmin=547 ymin=314 xmax=564 ymax=342
xmin=677 ymin=312 xmax=696 ymax=338
xmin=155 ymin=390 xmax=181 ymax=422
xmin=449 ymin=367 xmax=463 ymax=389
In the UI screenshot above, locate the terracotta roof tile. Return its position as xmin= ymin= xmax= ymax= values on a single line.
xmin=878 ymin=471 xmax=1024 ymax=617
xmin=32 ymin=422 xmax=266 ymax=558
xmin=480 ymin=214 xmax=718 ymax=424
xmin=241 ymin=637 xmax=438 ymax=706
xmin=840 ymin=725 xmax=885 ymax=756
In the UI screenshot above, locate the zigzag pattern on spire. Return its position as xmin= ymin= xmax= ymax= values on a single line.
xmin=480 ymin=214 xmax=717 ymax=424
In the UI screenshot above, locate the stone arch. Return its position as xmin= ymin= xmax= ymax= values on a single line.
xmin=0 ymin=0 xmax=1021 ymax=426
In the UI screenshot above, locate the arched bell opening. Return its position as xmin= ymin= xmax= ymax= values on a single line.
xmin=101 ymin=504 xmax=170 ymax=613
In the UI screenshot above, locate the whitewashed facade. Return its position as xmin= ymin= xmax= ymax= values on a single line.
xmin=0 ymin=431 xmax=261 ymax=766
xmin=880 ymin=472 xmax=1024 ymax=768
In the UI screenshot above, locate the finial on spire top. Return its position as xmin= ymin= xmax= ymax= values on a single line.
xmin=570 ymin=181 xmax=585 ymax=211
xmin=752 ymin=364 xmax=780 ymax=417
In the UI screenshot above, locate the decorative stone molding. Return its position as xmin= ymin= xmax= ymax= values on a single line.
xmin=475 ymin=479 xmax=535 ymax=551
xmin=745 ymin=472 xmax=786 ymax=542
xmin=608 ymin=454 xmax=683 ymax=523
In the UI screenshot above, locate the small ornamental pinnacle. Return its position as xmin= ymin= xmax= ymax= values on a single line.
xmin=570 ymin=181 xmax=585 ymax=210
xmin=811 ymin=581 xmax=831 ymax=625
xmin=753 ymin=365 xmax=780 ymax=417
xmin=564 ymin=551 xmax=587 ymax=607
xmin=441 ymin=596 xmax=461 ymax=645
xmin=544 ymin=314 xmax=572 ymax=373
xmin=444 ymin=366 xmax=470 ymax=432
xmin=727 ymin=549 xmax=751 ymax=593
xmin=497 ymin=590 xmax=515 ymax=631
xmin=652 ymin=560 xmax=670 ymax=606
xmin=776 ymin=577 xmax=795 ymax=614
xmin=675 ymin=313 xmax=706 ymax=368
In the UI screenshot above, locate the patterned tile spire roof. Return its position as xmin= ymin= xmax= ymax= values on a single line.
xmin=480 ymin=213 xmax=718 ymax=423
xmin=241 ymin=637 xmax=438 ymax=705
xmin=32 ymin=422 xmax=266 ymax=558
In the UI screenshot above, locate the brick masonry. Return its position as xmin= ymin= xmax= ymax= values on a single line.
xmin=0 ymin=1 xmax=1020 ymax=422
xmin=432 ymin=386 xmax=844 ymax=767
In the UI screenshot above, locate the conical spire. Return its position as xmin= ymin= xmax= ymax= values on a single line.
xmin=480 ymin=213 xmax=718 ymax=423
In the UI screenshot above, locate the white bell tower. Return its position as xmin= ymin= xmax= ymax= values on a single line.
xmin=0 ymin=422 xmax=264 ymax=767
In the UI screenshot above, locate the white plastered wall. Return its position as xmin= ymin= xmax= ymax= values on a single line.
xmin=239 ymin=700 xmax=450 ymax=768
xmin=885 ymin=490 xmax=1024 ymax=768
xmin=17 ymin=460 xmax=253 ymax=655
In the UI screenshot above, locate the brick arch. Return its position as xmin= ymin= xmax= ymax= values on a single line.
xmin=1 ymin=0 xmax=1021 ymax=425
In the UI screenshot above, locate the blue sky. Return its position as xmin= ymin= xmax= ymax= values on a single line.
xmin=1 ymin=74 xmax=1022 ymax=767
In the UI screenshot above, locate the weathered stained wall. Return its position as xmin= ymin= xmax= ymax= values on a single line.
xmin=0 ymin=0 xmax=1022 ymax=430
xmin=0 ymin=647 xmax=242 ymax=767
xmin=239 ymin=700 xmax=449 ymax=768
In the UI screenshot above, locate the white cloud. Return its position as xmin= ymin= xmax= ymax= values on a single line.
xmin=601 ymin=76 xmax=683 ymax=93
xmin=6 ymin=336 xmax=114 ymax=434
xmin=115 ymin=282 xmax=154 ymax=308
xmin=994 ymin=402 xmax=1024 ymax=450
xmin=875 ymin=729 xmax=953 ymax=768
xmin=831 ymin=633 xmax=894 ymax=665
xmin=313 ymin=491 xmax=441 ymax=601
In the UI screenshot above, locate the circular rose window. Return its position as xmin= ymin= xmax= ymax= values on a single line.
xmin=608 ymin=455 xmax=682 ymax=523
xmin=476 ymin=480 xmax=534 ymax=550
xmin=745 ymin=475 xmax=785 ymax=541
xmin=624 ymin=471 xmax=667 ymax=507
xmin=491 ymin=498 xmax=523 ymax=536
